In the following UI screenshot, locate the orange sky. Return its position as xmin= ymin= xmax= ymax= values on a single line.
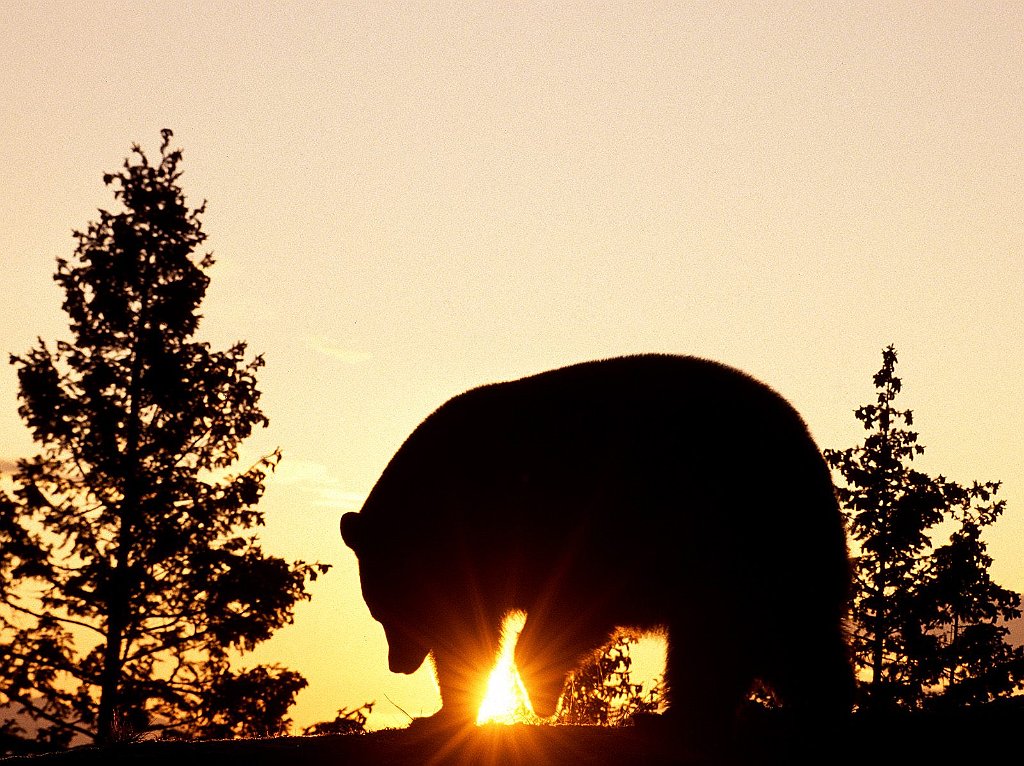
xmin=2 ymin=2 xmax=1022 ymax=731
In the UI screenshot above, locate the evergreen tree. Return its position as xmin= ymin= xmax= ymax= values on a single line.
xmin=921 ymin=482 xmax=1024 ymax=706
xmin=0 ymin=130 xmax=327 ymax=751
xmin=824 ymin=346 xmax=1022 ymax=710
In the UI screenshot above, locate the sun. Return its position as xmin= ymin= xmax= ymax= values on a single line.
xmin=476 ymin=611 xmax=538 ymax=725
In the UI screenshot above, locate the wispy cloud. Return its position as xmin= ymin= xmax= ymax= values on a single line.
xmin=270 ymin=458 xmax=366 ymax=512
xmin=303 ymin=335 xmax=372 ymax=365
xmin=0 ymin=458 xmax=19 ymax=476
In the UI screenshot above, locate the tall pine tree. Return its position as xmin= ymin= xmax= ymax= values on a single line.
xmin=0 ymin=130 xmax=327 ymax=751
xmin=824 ymin=346 xmax=1022 ymax=710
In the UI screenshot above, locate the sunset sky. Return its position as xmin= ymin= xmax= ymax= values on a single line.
xmin=2 ymin=1 xmax=1022 ymax=731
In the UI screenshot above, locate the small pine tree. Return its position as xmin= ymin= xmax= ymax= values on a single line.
xmin=921 ymin=483 xmax=1024 ymax=706
xmin=0 ymin=130 xmax=328 ymax=750
xmin=824 ymin=345 xmax=1023 ymax=710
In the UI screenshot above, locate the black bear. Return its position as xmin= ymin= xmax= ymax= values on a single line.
xmin=341 ymin=354 xmax=853 ymax=745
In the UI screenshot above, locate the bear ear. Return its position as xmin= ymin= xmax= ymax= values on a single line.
xmin=340 ymin=512 xmax=364 ymax=553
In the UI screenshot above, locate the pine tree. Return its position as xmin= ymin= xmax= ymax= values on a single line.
xmin=824 ymin=345 xmax=1023 ymax=710
xmin=921 ymin=482 xmax=1024 ymax=706
xmin=0 ymin=130 xmax=327 ymax=751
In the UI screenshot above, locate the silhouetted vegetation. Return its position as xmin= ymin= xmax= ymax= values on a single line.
xmin=0 ymin=130 xmax=328 ymax=753
xmin=302 ymin=702 xmax=375 ymax=736
xmin=824 ymin=345 xmax=1024 ymax=711
xmin=557 ymin=634 xmax=664 ymax=726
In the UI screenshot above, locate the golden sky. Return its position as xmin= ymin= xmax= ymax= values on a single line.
xmin=2 ymin=1 xmax=1022 ymax=731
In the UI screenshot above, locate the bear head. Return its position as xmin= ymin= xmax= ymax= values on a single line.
xmin=341 ymin=510 xmax=433 ymax=675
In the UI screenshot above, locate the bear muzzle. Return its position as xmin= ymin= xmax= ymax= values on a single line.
xmin=385 ymin=626 xmax=430 ymax=674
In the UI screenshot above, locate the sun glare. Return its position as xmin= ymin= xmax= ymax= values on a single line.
xmin=474 ymin=614 xmax=669 ymax=726
xmin=476 ymin=611 xmax=537 ymax=725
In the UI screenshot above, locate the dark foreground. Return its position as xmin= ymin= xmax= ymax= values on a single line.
xmin=3 ymin=701 xmax=1021 ymax=766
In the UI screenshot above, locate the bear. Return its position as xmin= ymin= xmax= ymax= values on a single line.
xmin=341 ymin=354 xmax=853 ymax=749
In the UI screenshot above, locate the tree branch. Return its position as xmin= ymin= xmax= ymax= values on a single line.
xmin=2 ymin=692 xmax=95 ymax=741
xmin=1 ymin=595 xmax=106 ymax=638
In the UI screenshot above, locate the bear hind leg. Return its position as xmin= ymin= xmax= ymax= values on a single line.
xmin=760 ymin=628 xmax=855 ymax=759
xmin=515 ymin=611 xmax=613 ymax=719
xmin=765 ymin=626 xmax=851 ymax=720
xmin=662 ymin=628 xmax=757 ymax=756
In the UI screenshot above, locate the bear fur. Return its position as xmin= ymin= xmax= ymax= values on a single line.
xmin=341 ymin=354 xmax=853 ymax=742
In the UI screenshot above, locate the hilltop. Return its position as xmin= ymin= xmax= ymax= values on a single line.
xmin=3 ymin=701 xmax=1022 ymax=766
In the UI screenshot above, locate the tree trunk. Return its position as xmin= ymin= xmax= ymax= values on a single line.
xmin=97 ymin=316 xmax=147 ymax=744
xmin=869 ymin=588 xmax=885 ymax=706
xmin=96 ymin=570 xmax=129 ymax=743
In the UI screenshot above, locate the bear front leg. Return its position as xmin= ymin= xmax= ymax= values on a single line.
xmin=416 ymin=624 xmax=502 ymax=732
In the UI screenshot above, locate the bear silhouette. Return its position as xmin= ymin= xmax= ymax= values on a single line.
xmin=341 ymin=354 xmax=853 ymax=746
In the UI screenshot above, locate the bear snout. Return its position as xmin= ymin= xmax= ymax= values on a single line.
xmin=385 ymin=625 xmax=430 ymax=674
xmin=388 ymin=645 xmax=427 ymax=674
